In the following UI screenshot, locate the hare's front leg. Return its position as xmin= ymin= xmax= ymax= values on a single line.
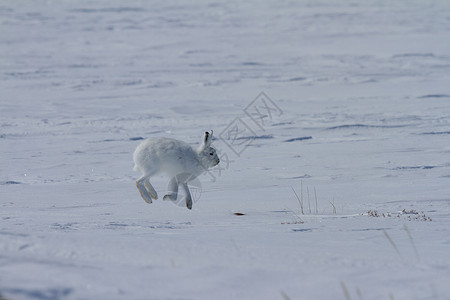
xmin=136 ymin=175 xmax=158 ymax=204
xmin=163 ymin=176 xmax=179 ymax=202
xmin=181 ymin=183 xmax=193 ymax=210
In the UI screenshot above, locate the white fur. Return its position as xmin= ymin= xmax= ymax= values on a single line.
xmin=133 ymin=131 xmax=219 ymax=209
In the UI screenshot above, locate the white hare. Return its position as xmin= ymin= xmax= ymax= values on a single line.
xmin=133 ymin=131 xmax=219 ymax=209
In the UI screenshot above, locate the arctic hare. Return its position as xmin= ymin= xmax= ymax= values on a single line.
xmin=133 ymin=131 xmax=219 ymax=209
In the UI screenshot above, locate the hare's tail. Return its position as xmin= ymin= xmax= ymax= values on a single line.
xmin=133 ymin=164 xmax=140 ymax=172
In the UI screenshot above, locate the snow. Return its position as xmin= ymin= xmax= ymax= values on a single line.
xmin=1 ymin=0 xmax=450 ymax=299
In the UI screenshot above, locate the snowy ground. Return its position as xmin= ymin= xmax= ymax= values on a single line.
xmin=1 ymin=1 xmax=450 ymax=299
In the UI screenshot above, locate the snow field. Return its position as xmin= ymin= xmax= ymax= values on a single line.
xmin=1 ymin=0 xmax=450 ymax=299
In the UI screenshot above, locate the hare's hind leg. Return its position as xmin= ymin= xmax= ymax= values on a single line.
xmin=181 ymin=183 xmax=193 ymax=210
xmin=136 ymin=179 xmax=152 ymax=204
xmin=136 ymin=175 xmax=158 ymax=204
xmin=163 ymin=176 xmax=179 ymax=202
xmin=143 ymin=179 xmax=158 ymax=200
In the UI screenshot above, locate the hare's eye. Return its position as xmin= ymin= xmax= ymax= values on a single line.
xmin=209 ymin=152 xmax=214 ymax=156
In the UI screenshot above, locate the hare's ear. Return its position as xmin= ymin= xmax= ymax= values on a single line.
xmin=200 ymin=130 xmax=212 ymax=150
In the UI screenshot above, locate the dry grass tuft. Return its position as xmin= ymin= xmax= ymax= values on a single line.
xmin=365 ymin=209 xmax=431 ymax=221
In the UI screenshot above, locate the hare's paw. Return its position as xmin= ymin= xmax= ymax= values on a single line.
xmin=185 ymin=196 xmax=193 ymax=210
xmin=163 ymin=192 xmax=178 ymax=202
